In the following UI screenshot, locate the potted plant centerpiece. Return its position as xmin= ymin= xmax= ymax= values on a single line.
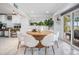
xmin=30 ymin=18 xmax=54 ymax=31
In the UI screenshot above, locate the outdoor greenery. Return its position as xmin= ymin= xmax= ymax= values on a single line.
xmin=30 ymin=18 xmax=54 ymax=27
xmin=64 ymin=16 xmax=79 ymax=32
xmin=64 ymin=16 xmax=71 ymax=32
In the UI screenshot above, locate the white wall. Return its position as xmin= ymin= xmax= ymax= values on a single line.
xmin=20 ymin=16 xmax=29 ymax=33
xmin=0 ymin=15 xmax=7 ymax=23
xmin=11 ymin=15 xmax=30 ymax=34
xmin=12 ymin=15 xmax=21 ymax=23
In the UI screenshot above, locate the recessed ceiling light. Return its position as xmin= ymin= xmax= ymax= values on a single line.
xmin=46 ymin=11 xmax=49 ymax=13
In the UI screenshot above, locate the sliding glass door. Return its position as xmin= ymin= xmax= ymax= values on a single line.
xmin=63 ymin=13 xmax=71 ymax=42
xmin=73 ymin=9 xmax=79 ymax=47
xmin=63 ymin=8 xmax=79 ymax=48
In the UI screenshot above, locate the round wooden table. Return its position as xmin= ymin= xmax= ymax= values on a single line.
xmin=27 ymin=31 xmax=52 ymax=48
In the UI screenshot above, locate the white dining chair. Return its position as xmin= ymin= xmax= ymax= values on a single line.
xmin=17 ymin=32 xmax=25 ymax=49
xmin=17 ymin=33 xmax=39 ymax=55
xmin=41 ymin=33 xmax=55 ymax=55
xmin=53 ymin=32 xmax=59 ymax=48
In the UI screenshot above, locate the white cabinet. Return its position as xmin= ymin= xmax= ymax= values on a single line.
xmin=0 ymin=31 xmax=3 ymax=36
xmin=12 ymin=15 xmax=21 ymax=23
xmin=5 ymin=31 xmax=9 ymax=36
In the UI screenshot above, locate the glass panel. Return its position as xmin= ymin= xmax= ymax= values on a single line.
xmin=73 ymin=10 xmax=79 ymax=47
xmin=64 ymin=14 xmax=71 ymax=42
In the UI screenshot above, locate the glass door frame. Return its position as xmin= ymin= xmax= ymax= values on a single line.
xmin=63 ymin=8 xmax=79 ymax=51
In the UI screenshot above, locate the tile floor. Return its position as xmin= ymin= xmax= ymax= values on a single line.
xmin=0 ymin=37 xmax=79 ymax=55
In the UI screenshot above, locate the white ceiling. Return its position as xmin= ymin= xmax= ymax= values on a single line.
xmin=0 ymin=3 xmax=14 ymax=14
xmin=16 ymin=3 xmax=77 ymax=17
xmin=0 ymin=3 xmax=77 ymax=17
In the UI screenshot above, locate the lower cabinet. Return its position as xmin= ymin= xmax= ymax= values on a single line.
xmin=0 ymin=31 xmax=9 ymax=37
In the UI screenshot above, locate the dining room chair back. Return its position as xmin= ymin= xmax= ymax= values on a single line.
xmin=41 ymin=33 xmax=55 ymax=54
xmin=17 ymin=33 xmax=39 ymax=55
xmin=53 ymin=32 xmax=59 ymax=41
xmin=41 ymin=33 xmax=54 ymax=46
xmin=53 ymin=32 xmax=59 ymax=48
xmin=23 ymin=34 xmax=39 ymax=47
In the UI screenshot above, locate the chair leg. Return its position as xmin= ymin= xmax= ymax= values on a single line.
xmin=48 ymin=46 xmax=49 ymax=48
xmin=31 ymin=47 xmax=33 ymax=55
xmin=38 ymin=48 xmax=41 ymax=51
xmin=52 ymin=46 xmax=55 ymax=55
xmin=56 ymin=41 xmax=59 ymax=48
xmin=45 ymin=47 xmax=47 ymax=55
xmin=17 ymin=41 xmax=20 ymax=49
xmin=24 ymin=47 xmax=27 ymax=55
